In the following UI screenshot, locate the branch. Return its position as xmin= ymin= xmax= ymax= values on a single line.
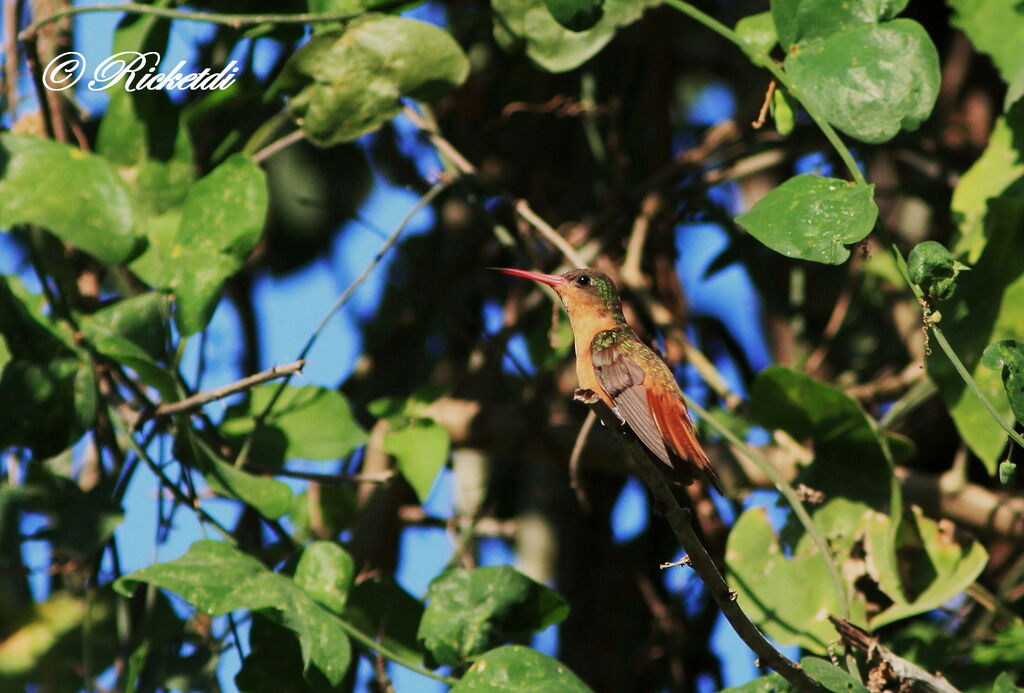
xmin=584 ymin=399 xmax=824 ymax=692
xmin=234 ymin=180 xmax=451 ymax=467
xmin=18 ymin=1 xmax=406 ymax=41
xmin=513 ymin=199 xmax=588 ymax=269
xmin=146 ymin=360 xmax=306 ymax=421
xmin=829 ymin=617 xmax=962 ymax=693
xmin=251 ymin=129 xmax=305 ymax=164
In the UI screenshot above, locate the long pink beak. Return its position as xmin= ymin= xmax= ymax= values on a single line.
xmin=494 ymin=267 xmax=565 ymax=287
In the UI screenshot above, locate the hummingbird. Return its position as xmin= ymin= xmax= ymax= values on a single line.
xmin=498 ymin=267 xmax=722 ymax=493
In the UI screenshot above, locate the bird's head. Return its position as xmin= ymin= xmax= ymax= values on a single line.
xmin=496 ymin=267 xmax=626 ymax=324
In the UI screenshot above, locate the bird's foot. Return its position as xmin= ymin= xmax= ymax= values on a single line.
xmin=573 ymin=388 xmax=599 ymax=404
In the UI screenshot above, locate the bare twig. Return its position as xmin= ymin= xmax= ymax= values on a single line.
xmin=751 ymin=80 xmax=776 ymax=129
xmin=4 ymin=0 xmax=22 ymax=116
xmin=235 ymin=180 xmax=451 ymax=467
xmin=397 ymin=505 xmax=518 ymax=538
xmin=251 ymin=128 xmax=305 ymax=164
xmin=568 ymin=410 xmax=597 ymax=511
xmin=402 ymin=104 xmax=477 ymax=176
xmin=148 ymin=360 xmax=306 ymax=420
xmin=513 ymin=199 xmax=588 ymax=269
xmin=244 ymin=465 xmax=396 ymax=485
xmin=585 ymin=399 xmax=823 ymax=692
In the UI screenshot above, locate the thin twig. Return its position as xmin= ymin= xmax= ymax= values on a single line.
xmin=234 ymin=180 xmax=451 ymax=467
xmin=148 ymin=360 xmax=306 ymax=420
xmin=568 ymin=410 xmax=597 ymax=511
xmin=4 ymin=0 xmax=21 ymax=116
xmin=402 ymin=104 xmax=477 ymax=176
xmin=585 ymin=399 xmax=823 ymax=693
xmin=751 ymin=80 xmax=776 ymax=129
xmin=244 ymin=465 xmax=396 ymax=485
xmin=514 ymin=199 xmax=588 ymax=269
xmin=18 ymin=1 xmax=406 ymax=41
xmin=251 ymin=128 xmax=305 ymax=164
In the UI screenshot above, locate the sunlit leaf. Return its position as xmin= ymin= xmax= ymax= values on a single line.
xmin=0 ymin=135 xmax=139 ymax=264
xmin=294 ymin=541 xmax=355 ymax=613
xmin=418 ymin=566 xmax=569 ymax=667
xmin=115 ymin=540 xmax=351 ymax=684
xmin=785 ymin=19 xmax=939 ymax=143
xmin=735 ymin=175 xmax=877 ymax=264
xmin=221 ymin=384 xmax=367 ymax=465
xmin=491 ymin=0 xmax=655 ymax=73
xmin=384 ymin=420 xmax=450 ymax=502
xmin=279 ymin=14 xmax=469 ymax=145
xmin=453 ymin=645 xmax=593 ymax=692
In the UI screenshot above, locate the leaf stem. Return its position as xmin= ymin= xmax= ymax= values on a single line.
xmin=683 ymin=396 xmax=852 ymax=623
xmin=336 ymin=619 xmax=459 ymax=685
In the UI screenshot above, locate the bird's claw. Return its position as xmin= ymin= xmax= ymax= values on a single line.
xmin=573 ymin=388 xmax=599 ymax=404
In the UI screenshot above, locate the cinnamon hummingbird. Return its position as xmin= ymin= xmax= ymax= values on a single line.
xmin=498 ymin=267 xmax=722 ymax=493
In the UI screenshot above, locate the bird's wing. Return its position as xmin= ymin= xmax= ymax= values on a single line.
xmin=590 ymin=334 xmax=673 ymax=470
xmin=645 ymin=386 xmax=722 ymax=493
xmin=592 ymin=330 xmax=722 ymax=492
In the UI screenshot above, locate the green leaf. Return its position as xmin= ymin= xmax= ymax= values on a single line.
xmin=735 ymin=175 xmax=877 ymax=264
xmin=871 ymin=506 xmax=988 ymax=627
xmin=418 ymin=565 xmax=569 ymax=667
xmin=343 ymin=577 xmax=424 ymax=663
xmin=543 ymin=0 xmax=604 ymax=32
xmin=772 ymin=0 xmax=908 ymax=47
xmin=722 ymin=673 xmax=793 ymax=692
xmin=982 ymin=340 xmax=1024 ymax=426
xmin=294 ymin=541 xmax=355 ymax=613
xmin=452 ymin=645 xmax=593 ymax=692
xmin=115 ymin=540 xmax=351 ymax=685
xmin=994 ymin=672 xmax=1024 ymax=693
xmin=197 ymin=446 xmax=293 ymax=520
xmin=79 ymin=293 xmax=177 ymax=398
xmin=771 ymin=87 xmax=796 ymax=136
xmin=800 ymin=657 xmax=868 ymax=692
xmin=139 ymin=154 xmax=267 ymax=336
xmin=0 ymin=280 xmax=95 ymax=457
xmin=0 ymin=134 xmax=139 ymax=264
xmin=491 ymin=0 xmax=655 ymax=73
xmin=221 ymin=385 xmax=367 ymax=465
xmin=236 ymin=616 xmax=339 ymax=693
xmin=907 ymin=241 xmax=970 ymax=301
xmin=0 ymin=593 xmax=86 ymax=675
xmin=784 ymin=19 xmax=939 ymax=143
xmin=384 ymin=420 xmax=450 ymax=502
xmin=735 ymin=12 xmax=777 ymax=64
xmin=951 ymin=106 xmax=1024 ymax=263
xmin=948 ymin=0 xmax=1024 ymax=85
xmin=929 ymin=197 xmax=1024 ymax=472
xmin=725 ymin=508 xmax=844 ymax=652
xmin=279 ymin=14 xmax=469 ymax=146
xmin=749 ymin=367 xmax=905 ymax=555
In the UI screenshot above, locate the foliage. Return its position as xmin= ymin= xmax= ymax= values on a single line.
xmin=1 ymin=0 xmax=1023 ymax=691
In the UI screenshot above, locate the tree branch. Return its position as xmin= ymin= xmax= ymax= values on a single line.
xmin=146 ymin=359 xmax=306 ymax=421
xmin=585 ymin=399 xmax=824 ymax=692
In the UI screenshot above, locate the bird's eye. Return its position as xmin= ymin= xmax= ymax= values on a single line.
xmin=575 ymin=275 xmax=591 ymax=287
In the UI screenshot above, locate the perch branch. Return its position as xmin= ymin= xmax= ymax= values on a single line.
xmin=585 ymin=400 xmax=824 ymax=692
